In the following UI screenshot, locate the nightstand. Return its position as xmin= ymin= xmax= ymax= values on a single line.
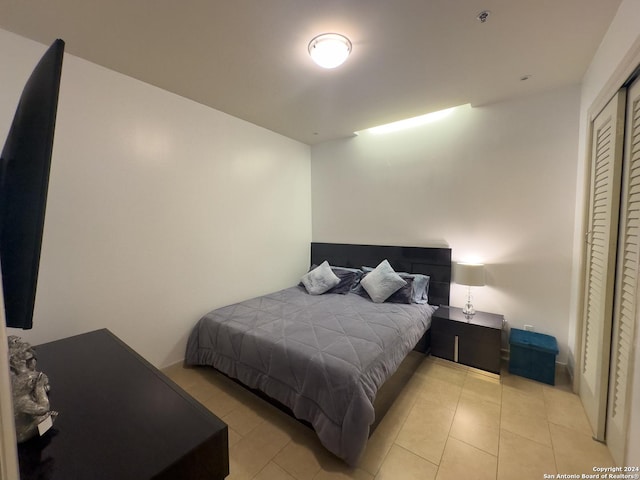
xmin=431 ymin=306 xmax=503 ymax=374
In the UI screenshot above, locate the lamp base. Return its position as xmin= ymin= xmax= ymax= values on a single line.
xmin=462 ymin=303 xmax=475 ymax=317
xmin=463 ymin=285 xmax=476 ymax=317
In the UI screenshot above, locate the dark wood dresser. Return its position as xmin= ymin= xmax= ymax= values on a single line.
xmin=17 ymin=329 xmax=229 ymax=480
xmin=431 ymin=306 xmax=503 ymax=374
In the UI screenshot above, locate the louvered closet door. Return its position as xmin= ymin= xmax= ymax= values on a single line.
xmin=580 ymin=90 xmax=626 ymax=441
xmin=607 ymin=78 xmax=640 ymax=465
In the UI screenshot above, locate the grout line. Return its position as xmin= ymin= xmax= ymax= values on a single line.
xmin=434 ymin=367 xmax=468 ymax=472
xmin=549 ymin=421 xmax=560 ymax=475
xmin=495 ymin=380 xmax=503 ymax=480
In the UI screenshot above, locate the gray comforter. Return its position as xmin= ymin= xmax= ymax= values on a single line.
xmin=185 ymin=286 xmax=435 ymax=465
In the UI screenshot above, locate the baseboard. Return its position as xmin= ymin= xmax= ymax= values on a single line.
xmin=566 ymin=350 xmax=575 ymax=383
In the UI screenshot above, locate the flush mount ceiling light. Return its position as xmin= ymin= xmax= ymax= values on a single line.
xmin=308 ymin=33 xmax=352 ymax=69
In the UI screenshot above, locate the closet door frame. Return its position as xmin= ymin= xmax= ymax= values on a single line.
xmin=579 ymin=90 xmax=625 ymax=442
xmin=574 ymin=38 xmax=640 ymax=464
xmin=607 ymin=76 xmax=640 ymax=465
xmin=574 ymin=38 xmax=640 ymax=396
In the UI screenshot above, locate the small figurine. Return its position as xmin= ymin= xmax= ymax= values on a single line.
xmin=8 ymin=336 xmax=38 ymax=376
xmin=7 ymin=336 xmax=57 ymax=442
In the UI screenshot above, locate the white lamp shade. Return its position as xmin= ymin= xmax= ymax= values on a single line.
xmin=308 ymin=33 xmax=352 ymax=69
xmin=455 ymin=263 xmax=486 ymax=287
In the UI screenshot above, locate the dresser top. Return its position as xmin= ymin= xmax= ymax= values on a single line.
xmin=18 ymin=329 xmax=227 ymax=480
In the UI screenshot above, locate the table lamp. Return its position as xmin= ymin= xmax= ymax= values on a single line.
xmin=455 ymin=263 xmax=485 ymax=316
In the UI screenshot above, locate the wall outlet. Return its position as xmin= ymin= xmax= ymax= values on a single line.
xmin=524 ymin=324 xmax=535 ymax=332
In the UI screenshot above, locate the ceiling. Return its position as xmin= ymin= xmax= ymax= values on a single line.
xmin=0 ymin=0 xmax=622 ymax=145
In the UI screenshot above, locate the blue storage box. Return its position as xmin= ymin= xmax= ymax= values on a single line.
xmin=509 ymin=328 xmax=559 ymax=385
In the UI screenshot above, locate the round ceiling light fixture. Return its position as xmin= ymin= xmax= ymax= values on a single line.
xmin=308 ymin=33 xmax=352 ymax=69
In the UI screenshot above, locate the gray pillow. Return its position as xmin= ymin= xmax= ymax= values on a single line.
xmin=399 ymin=273 xmax=430 ymax=304
xmin=360 ymin=259 xmax=407 ymax=303
xmin=359 ymin=266 xmax=431 ymax=304
xmin=303 ymin=265 xmax=363 ymax=294
xmin=301 ymin=261 xmax=341 ymax=295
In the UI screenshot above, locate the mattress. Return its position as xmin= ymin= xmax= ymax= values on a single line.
xmin=185 ymin=285 xmax=435 ymax=465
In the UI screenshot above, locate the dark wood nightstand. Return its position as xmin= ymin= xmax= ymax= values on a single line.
xmin=431 ymin=306 xmax=503 ymax=374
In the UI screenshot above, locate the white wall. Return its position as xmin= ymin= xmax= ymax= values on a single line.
xmin=311 ymin=86 xmax=580 ymax=363
xmin=0 ymin=29 xmax=312 ymax=368
xmin=571 ymin=0 xmax=640 ymax=465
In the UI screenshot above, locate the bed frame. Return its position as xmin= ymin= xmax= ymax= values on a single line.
xmin=215 ymin=242 xmax=452 ymax=444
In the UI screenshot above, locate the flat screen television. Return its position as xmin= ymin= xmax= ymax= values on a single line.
xmin=0 ymin=39 xmax=65 ymax=329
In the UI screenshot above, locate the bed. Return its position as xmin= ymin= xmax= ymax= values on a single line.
xmin=185 ymin=243 xmax=451 ymax=465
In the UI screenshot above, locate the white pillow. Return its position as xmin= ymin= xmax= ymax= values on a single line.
xmin=360 ymin=259 xmax=407 ymax=303
xmin=301 ymin=261 xmax=341 ymax=295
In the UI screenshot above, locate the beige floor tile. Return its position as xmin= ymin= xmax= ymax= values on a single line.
xmin=394 ymin=397 xmax=455 ymax=465
xmin=199 ymin=384 xmax=244 ymax=418
xmin=462 ymin=373 xmax=502 ymax=405
xmin=416 ymin=358 xmax=468 ymax=387
xmin=543 ymin=387 xmax=593 ymax=436
xmin=550 ymin=423 xmax=615 ymax=474
xmin=435 ymin=438 xmax=497 ymax=480
xmin=360 ymin=357 xmax=448 ymax=475
xmin=176 ymin=357 xmax=607 ymax=480
xmin=501 ymin=385 xmax=547 ymax=420
xmin=456 ymin=392 xmax=501 ymax=424
xmin=259 ymin=406 xmax=304 ymax=443
xmin=553 ymin=367 xmax=574 ymax=392
xmin=162 ymin=363 xmax=207 ymax=390
xmin=449 ymin=418 xmax=499 ymax=456
xmin=415 ymin=376 xmax=462 ymax=412
xmin=449 ymin=394 xmax=500 ymax=455
xmin=381 ymin=378 xmax=421 ymax=422
xmin=255 ymin=462 xmax=297 ymax=480
xmin=223 ymin=403 xmax=268 ymax=436
xmin=375 ymin=445 xmax=438 ymax=480
xmin=228 ymin=427 xmax=242 ymax=448
xmin=359 ymin=408 xmax=407 ymax=475
xmin=501 ymin=408 xmax=551 ymax=446
xmin=182 ymin=380 xmax=221 ymax=404
xmin=229 ymin=421 xmax=291 ymax=480
xmin=500 ymin=371 xmax=545 ymax=396
xmin=314 ymin=466 xmax=374 ymax=480
xmin=497 ymin=429 xmax=556 ymax=480
xmin=273 ymin=430 xmax=336 ymax=480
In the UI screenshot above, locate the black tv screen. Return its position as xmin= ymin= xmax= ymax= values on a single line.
xmin=0 ymin=39 xmax=65 ymax=329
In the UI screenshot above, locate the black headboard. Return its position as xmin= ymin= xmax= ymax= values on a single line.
xmin=311 ymin=242 xmax=451 ymax=307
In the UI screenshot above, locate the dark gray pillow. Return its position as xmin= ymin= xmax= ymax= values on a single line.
xmin=330 ymin=267 xmax=363 ymax=294
xmin=387 ymin=277 xmax=415 ymax=304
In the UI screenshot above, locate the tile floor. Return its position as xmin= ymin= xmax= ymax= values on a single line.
xmin=163 ymin=354 xmax=615 ymax=480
